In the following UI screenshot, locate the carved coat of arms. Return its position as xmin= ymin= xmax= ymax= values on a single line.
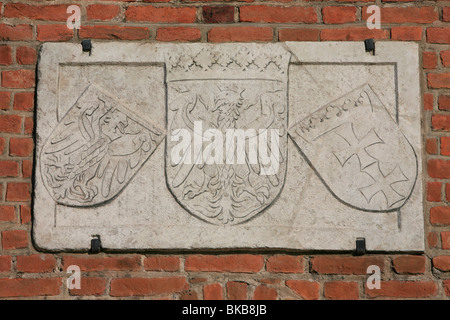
xmin=165 ymin=45 xmax=290 ymax=225
xmin=289 ymin=84 xmax=417 ymax=212
xmin=40 ymin=84 xmax=165 ymax=206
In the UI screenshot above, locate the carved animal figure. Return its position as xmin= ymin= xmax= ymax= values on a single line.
xmin=42 ymin=97 xmax=158 ymax=205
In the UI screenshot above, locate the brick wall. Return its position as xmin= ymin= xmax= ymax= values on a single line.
xmin=0 ymin=0 xmax=449 ymax=300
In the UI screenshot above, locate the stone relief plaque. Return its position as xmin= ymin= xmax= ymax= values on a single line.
xmin=34 ymin=42 xmax=423 ymax=252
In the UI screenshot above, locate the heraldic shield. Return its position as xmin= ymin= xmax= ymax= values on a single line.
xmin=40 ymin=84 xmax=165 ymax=207
xmin=165 ymin=44 xmax=291 ymax=225
xmin=289 ymin=84 xmax=417 ymax=212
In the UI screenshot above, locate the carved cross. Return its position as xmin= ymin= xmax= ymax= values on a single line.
xmin=359 ymin=162 xmax=408 ymax=208
xmin=333 ymin=123 xmax=383 ymax=169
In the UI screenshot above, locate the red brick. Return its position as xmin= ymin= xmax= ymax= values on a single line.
xmin=6 ymin=183 xmax=30 ymax=202
xmin=426 ymin=138 xmax=438 ymax=154
xmin=429 ymin=159 xmax=450 ymax=178
xmin=266 ymin=255 xmax=303 ymax=273
xmin=144 ymin=256 xmax=180 ymax=271
xmin=203 ymin=283 xmax=223 ymax=300
xmin=180 ymin=290 xmax=199 ymax=300
xmin=240 ymin=6 xmax=317 ymax=23
xmin=278 ymin=28 xmax=319 ymax=41
xmin=439 ymin=95 xmax=450 ymax=111
xmin=252 ymin=286 xmax=277 ymax=300
xmin=311 ymin=256 xmax=384 ymax=275
xmin=1 ymin=230 xmax=28 ymax=249
xmin=20 ymin=205 xmax=31 ymax=224
xmin=190 ymin=278 xmax=208 ymax=284
xmin=156 ymin=27 xmax=201 ymax=42
xmin=433 ymin=256 xmax=450 ymax=271
xmin=445 ymin=280 xmax=450 ymax=296
xmin=208 ymin=27 xmax=273 ymax=42
xmin=441 ymin=137 xmax=450 ymax=156
xmin=423 ymin=52 xmax=437 ymax=69
xmin=203 ymin=6 xmax=234 ymax=23
xmin=427 ymin=181 xmax=442 ymax=202
xmin=22 ymin=160 xmax=32 ymax=178
xmin=24 ymin=117 xmax=33 ymax=135
xmin=110 ymin=277 xmax=188 ymax=297
xmin=37 ymin=25 xmax=73 ymax=42
xmin=286 ymin=280 xmax=319 ymax=300
xmin=392 ymin=255 xmax=426 ymax=274
xmin=5 ymin=3 xmax=69 ymax=20
xmin=1 ymin=70 xmax=35 ymax=89
xmin=424 ymin=93 xmax=434 ymax=111
xmin=322 ymin=6 xmax=357 ymax=24
xmin=321 ymin=28 xmax=389 ymax=41
xmin=441 ymin=232 xmax=450 ymax=250
xmin=428 ymin=73 xmax=450 ymax=89
xmin=0 ymin=206 xmax=15 ymax=222
xmin=0 ymin=115 xmax=21 ymax=133
xmin=447 ymin=184 xmax=450 ymax=202
xmin=13 ymin=92 xmax=34 ymax=111
xmin=0 ymin=278 xmax=61 ymax=297
xmin=0 ymin=256 xmax=11 ymax=272
xmin=0 ymin=92 xmax=10 ymax=110
xmin=16 ymin=47 xmax=36 ymax=65
xmin=79 ymin=26 xmax=150 ymax=40
xmin=324 ymin=281 xmax=358 ymax=300
xmin=86 ymin=5 xmax=120 ymax=21
xmin=428 ymin=231 xmax=438 ymax=248
xmin=0 ymin=46 xmax=12 ymax=65
xmin=362 ymin=6 xmax=438 ymax=24
xmin=0 ymin=161 xmax=19 ymax=177
xmin=444 ymin=7 xmax=450 ymax=22
xmin=441 ymin=50 xmax=450 ymax=68
xmin=69 ymin=277 xmax=107 ymax=296
xmin=63 ymin=256 xmax=141 ymax=272
xmin=427 ymin=28 xmax=450 ymax=44
xmin=227 ymin=281 xmax=248 ymax=300
xmin=126 ymin=6 xmax=197 ymax=23
xmin=432 ymin=115 xmax=450 ymax=131
xmin=0 ymin=24 xmax=33 ymax=41
xmin=430 ymin=206 xmax=450 ymax=225
xmin=392 ymin=26 xmax=422 ymax=41
xmin=365 ymin=281 xmax=437 ymax=298
xmin=16 ymin=254 xmax=56 ymax=273
xmin=9 ymin=138 xmax=33 ymax=157
xmin=0 ymin=138 xmax=5 ymax=155
xmin=185 ymin=254 xmax=264 ymax=272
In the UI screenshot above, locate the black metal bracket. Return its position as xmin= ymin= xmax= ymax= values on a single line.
xmin=90 ymin=235 xmax=101 ymax=254
xmin=355 ymin=238 xmax=366 ymax=256
xmin=364 ymin=39 xmax=375 ymax=55
xmin=81 ymin=39 xmax=92 ymax=55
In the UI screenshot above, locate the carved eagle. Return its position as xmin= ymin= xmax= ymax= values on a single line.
xmin=41 ymin=86 xmax=164 ymax=206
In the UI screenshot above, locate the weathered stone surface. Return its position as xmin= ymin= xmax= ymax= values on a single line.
xmin=34 ymin=42 xmax=423 ymax=251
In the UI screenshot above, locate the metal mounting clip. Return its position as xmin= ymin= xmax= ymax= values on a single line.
xmin=90 ymin=235 xmax=101 ymax=254
xmin=355 ymin=237 xmax=366 ymax=256
xmin=364 ymin=39 xmax=375 ymax=56
xmin=81 ymin=39 xmax=92 ymax=56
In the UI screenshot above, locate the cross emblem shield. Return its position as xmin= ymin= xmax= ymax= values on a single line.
xmin=289 ymin=84 xmax=417 ymax=212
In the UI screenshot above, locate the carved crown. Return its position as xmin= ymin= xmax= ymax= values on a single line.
xmin=164 ymin=44 xmax=291 ymax=82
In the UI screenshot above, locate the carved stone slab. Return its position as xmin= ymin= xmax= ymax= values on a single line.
xmin=34 ymin=42 xmax=423 ymax=252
